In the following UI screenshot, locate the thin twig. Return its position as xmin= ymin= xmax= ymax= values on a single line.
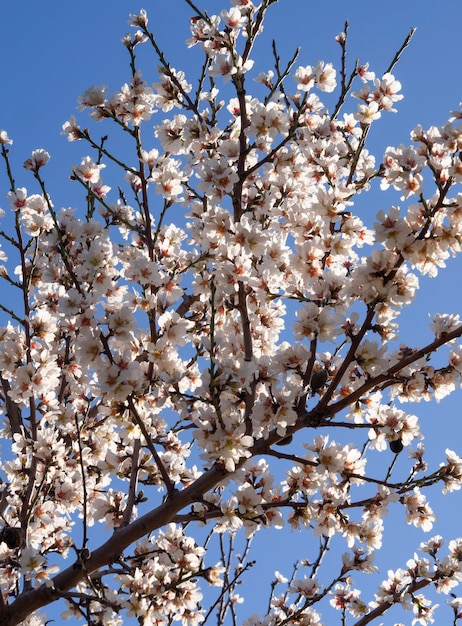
xmin=126 ymin=396 xmax=176 ymax=497
xmin=385 ymin=27 xmax=416 ymax=75
xmin=120 ymin=439 xmax=141 ymax=527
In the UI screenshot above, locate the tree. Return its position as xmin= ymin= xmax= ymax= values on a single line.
xmin=0 ymin=1 xmax=462 ymax=624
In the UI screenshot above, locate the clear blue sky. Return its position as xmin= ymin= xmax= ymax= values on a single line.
xmin=1 ymin=1 xmax=462 ymax=624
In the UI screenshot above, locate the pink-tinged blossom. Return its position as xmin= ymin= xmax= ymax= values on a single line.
xmin=61 ymin=115 xmax=83 ymax=141
xmin=209 ymin=53 xmax=237 ymax=81
xmin=294 ymin=65 xmax=315 ymax=92
xmin=19 ymin=194 xmax=54 ymax=236
xmin=23 ymin=149 xmax=50 ymax=172
xmin=342 ymin=548 xmax=378 ymax=573
xmin=128 ymin=9 xmax=148 ymax=28
xmin=155 ymin=115 xmax=188 ymax=154
xmin=157 ymin=311 xmax=193 ymax=347
xmin=440 ymin=449 xmax=462 ymax=493
xmin=0 ymin=129 xmax=12 ymax=145
xmin=371 ymin=567 xmax=413 ymax=608
xmin=73 ymin=155 xmax=106 ymax=184
xmin=254 ymin=69 xmax=274 ymax=88
xmin=293 ymin=303 xmax=342 ymax=342
xmin=18 ymin=548 xmax=50 ymax=582
xmin=149 ymin=157 xmax=185 ymax=201
xmin=220 ymin=7 xmax=247 ymax=30
xmin=78 ymin=84 xmax=107 ymax=109
xmin=329 ymin=583 xmax=367 ymax=617
xmin=7 ymin=187 xmax=28 ymax=211
xmin=373 ymin=72 xmax=403 ymax=112
xmin=140 ymin=147 xmax=159 ymax=171
xmin=429 ymin=312 xmax=461 ymax=338
xmin=403 ymin=488 xmax=436 ymax=531
xmin=314 ymin=61 xmax=336 ymax=92
xmin=357 ymin=63 xmax=375 ymax=83
xmin=355 ymin=100 xmax=381 ymax=125
xmin=411 ymin=595 xmax=438 ymax=625
xmin=125 ymin=170 xmax=142 ymax=192
xmin=197 ymin=155 xmax=239 ymax=198
xmin=186 ymin=15 xmax=221 ymax=49
xmin=153 ymin=69 xmax=192 ymax=112
xmin=368 ymin=405 xmax=421 ymax=450
xmin=288 ymin=576 xmax=320 ymax=598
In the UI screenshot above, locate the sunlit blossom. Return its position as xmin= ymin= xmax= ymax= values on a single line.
xmin=0 ymin=6 xmax=461 ymax=626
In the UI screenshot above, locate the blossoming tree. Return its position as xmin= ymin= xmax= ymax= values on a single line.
xmin=1 ymin=1 xmax=462 ymax=624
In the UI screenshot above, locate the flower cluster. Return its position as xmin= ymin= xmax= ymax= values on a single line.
xmin=0 ymin=2 xmax=461 ymax=626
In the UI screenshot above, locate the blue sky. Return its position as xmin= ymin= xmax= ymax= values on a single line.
xmin=1 ymin=1 xmax=462 ymax=624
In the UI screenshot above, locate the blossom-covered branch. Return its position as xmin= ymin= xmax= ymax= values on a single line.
xmin=0 ymin=2 xmax=461 ymax=625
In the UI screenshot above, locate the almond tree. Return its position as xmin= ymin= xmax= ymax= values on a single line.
xmin=0 ymin=2 xmax=462 ymax=625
